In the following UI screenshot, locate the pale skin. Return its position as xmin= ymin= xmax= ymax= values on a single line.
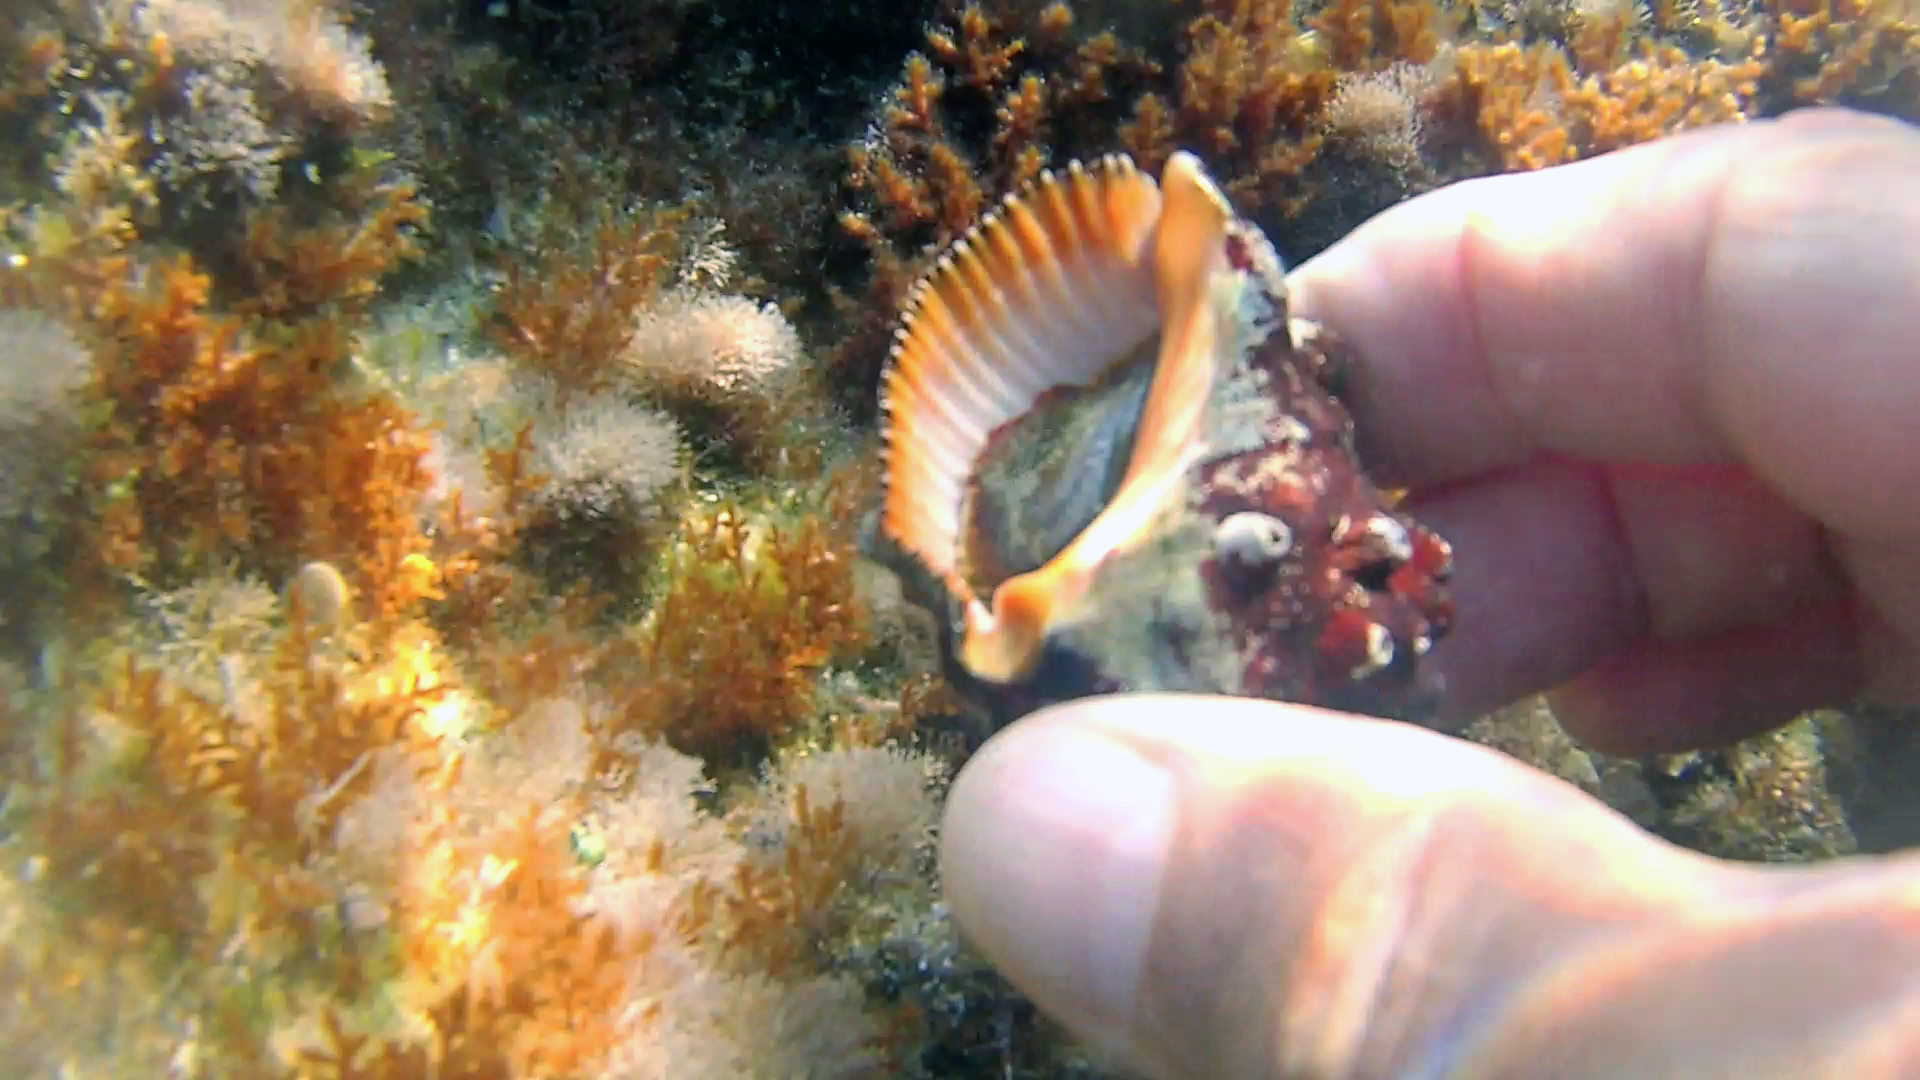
xmin=939 ymin=108 xmax=1920 ymax=1078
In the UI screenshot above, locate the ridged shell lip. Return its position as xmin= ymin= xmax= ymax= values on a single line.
xmin=875 ymin=151 xmax=1236 ymax=684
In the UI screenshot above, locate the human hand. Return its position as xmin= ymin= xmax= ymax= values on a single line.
xmin=938 ymin=108 xmax=1920 ymax=1079
xmin=1294 ymin=105 xmax=1920 ymax=753
xmin=941 ymin=697 xmax=1920 ymax=1079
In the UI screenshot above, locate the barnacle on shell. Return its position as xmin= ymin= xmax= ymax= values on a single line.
xmin=864 ymin=151 xmax=1456 ymax=728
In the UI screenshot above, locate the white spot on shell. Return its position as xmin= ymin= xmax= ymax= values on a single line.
xmin=1363 ymin=514 xmax=1413 ymax=564
xmin=1215 ymin=511 xmax=1293 ymax=569
xmin=1351 ymin=622 xmax=1395 ymax=679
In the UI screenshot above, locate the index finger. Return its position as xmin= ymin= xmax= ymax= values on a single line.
xmin=1287 ymin=107 xmax=1920 ymax=543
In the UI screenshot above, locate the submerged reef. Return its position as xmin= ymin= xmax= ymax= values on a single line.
xmin=0 ymin=0 xmax=1914 ymax=1076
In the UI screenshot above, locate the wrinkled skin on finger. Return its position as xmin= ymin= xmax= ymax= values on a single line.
xmin=941 ymin=697 xmax=1920 ymax=1079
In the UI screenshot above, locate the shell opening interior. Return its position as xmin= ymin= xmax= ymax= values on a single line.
xmin=955 ymin=339 xmax=1162 ymax=594
xmin=877 ymin=151 xmax=1235 ymax=683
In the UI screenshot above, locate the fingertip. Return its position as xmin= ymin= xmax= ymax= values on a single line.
xmin=939 ymin=696 xmax=1526 ymax=1077
xmin=937 ymin=707 xmax=1177 ymax=1055
xmin=975 ymin=697 xmax=1717 ymax=1078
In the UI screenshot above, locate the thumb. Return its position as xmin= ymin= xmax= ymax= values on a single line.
xmin=938 ymin=694 xmax=1920 ymax=1079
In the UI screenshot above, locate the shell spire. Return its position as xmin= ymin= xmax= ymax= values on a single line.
xmin=875 ymin=151 xmax=1233 ymax=684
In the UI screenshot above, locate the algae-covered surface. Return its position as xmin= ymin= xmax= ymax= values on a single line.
xmin=0 ymin=0 xmax=1915 ymax=1075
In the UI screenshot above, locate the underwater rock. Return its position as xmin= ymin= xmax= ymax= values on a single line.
xmin=863 ymin=152 xmax=1454 ymax=729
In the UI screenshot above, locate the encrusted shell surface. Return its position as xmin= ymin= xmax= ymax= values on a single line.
xmin=862 ymin=151 xmax=1455 ymax=729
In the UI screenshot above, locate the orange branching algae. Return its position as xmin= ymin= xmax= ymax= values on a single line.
xmin=4 ymin=578 xmax=915 ymax=1076
xmin=1309 ymin=0 xmax=1451 ymax=71
xmin=844 ymin=2 xmax=1165 ymax=258
xmin=486 ymin=207 xmax=685 ymax=402
xmin=831 ymin=2 xmax=1164 ymax=418
xmin=0 ymin=152 xmax=439 ymax=634
xmin=385 ymin=802 xmax=632 ymax=1078
xmin=605 ymin=482 xmax=872 ymax=766
xmin=1765 ymin=0 xmax=1920 ymax=108
xmin=1126 ymin=0 xmax=1340 ymax=217
xmin=682 ymin=781 xmax=863 ymax=976
xmin=3 ymin=593 xmax=458 ymax=1071
xmin=229 ymin=176 xmax=432 ymax=323
xmin=1442 ymin=38 xmax=1763 ymax=170
xmin=76 ymin=247 xmax=438 ymax=622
